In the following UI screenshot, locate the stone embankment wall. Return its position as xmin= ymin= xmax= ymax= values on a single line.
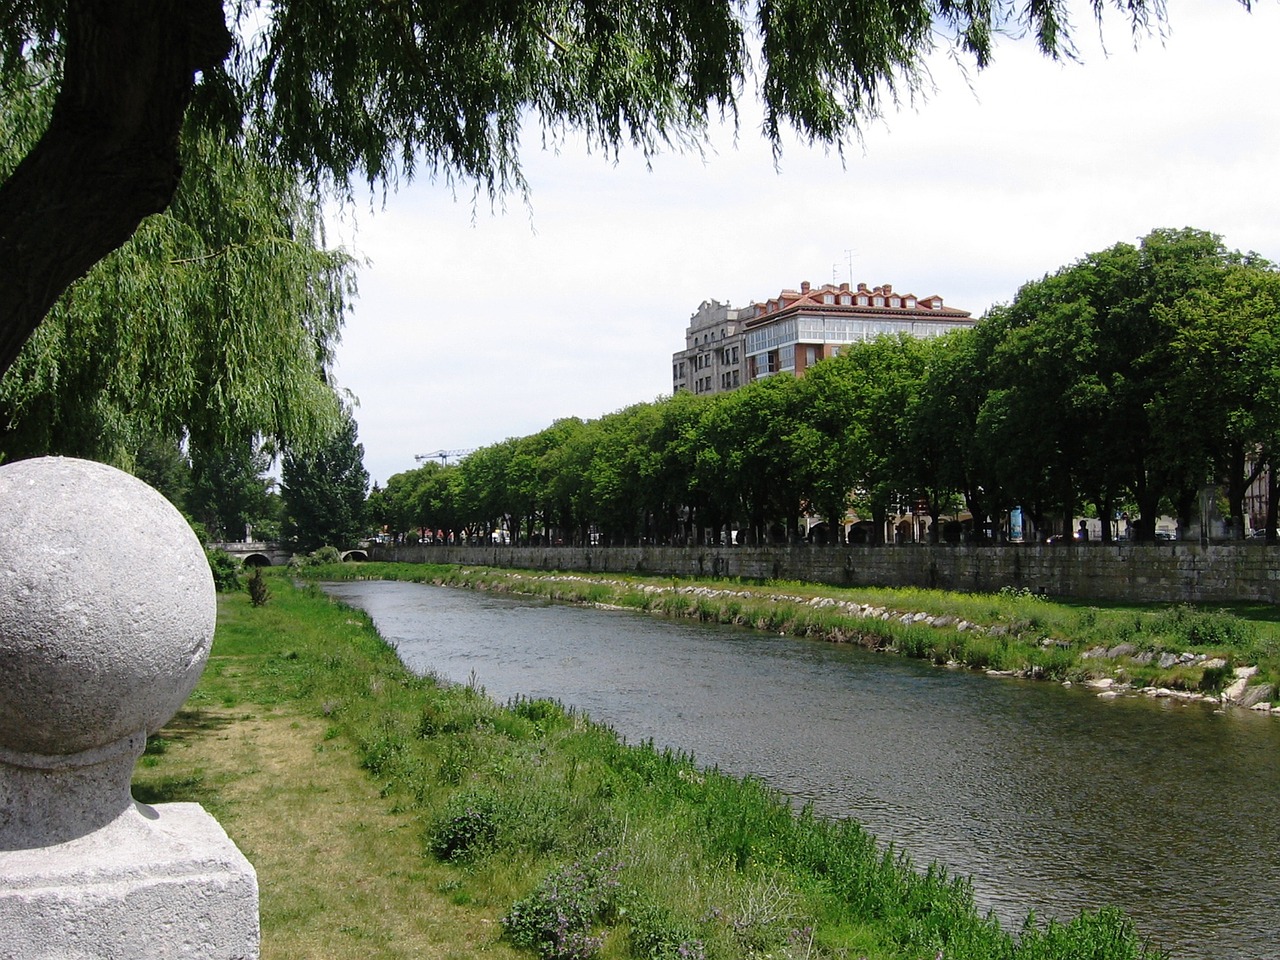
xmin=368 ymin=542 xmax=1280 ymax=604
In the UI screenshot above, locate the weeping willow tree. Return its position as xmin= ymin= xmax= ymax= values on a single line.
xmin=0 ymin=0 xmax=1190 ymax=388
xmin=0 ymin=60 xmax=353 ymax=467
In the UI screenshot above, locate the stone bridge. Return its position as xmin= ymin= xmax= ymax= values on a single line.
xmin=208 ymin=541 xmax=370 ymax=567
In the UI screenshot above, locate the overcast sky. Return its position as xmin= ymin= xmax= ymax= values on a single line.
xmin=326 ymin=0 xmax=1280 ymax=486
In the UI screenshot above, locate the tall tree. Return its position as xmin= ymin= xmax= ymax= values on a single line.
xmin=1158 ymin=263 xmax=1280 ymax=538
xmin=828 ymin=335 xmax=929 ymax=545
xmin=0 ymin=1 xmax=1179 ymax=378
xmin=281 ymin=412 xmax=370 ymax=552
xmin=131 ymin=436 xmax=193 ymax=512
xmin=187 ymin=435 xmax=278 ymax=542
xmin=980 ymin=228 xmax=1245 ymax=541
xmin=698 ymin=374 xmax=806 ymax=544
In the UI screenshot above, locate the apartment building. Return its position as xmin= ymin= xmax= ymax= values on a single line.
xmin=671 ymin=298 xmax=749 ymax=396
xmin=673 ymin=280 xmax=975 ymax=395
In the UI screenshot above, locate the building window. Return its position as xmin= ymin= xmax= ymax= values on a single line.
xmin=905 ymin=297 xmax=916 ymax=309
xmin=840 ymin=294 xmax=851 ymax=305
xmin=873 ymin=296 xmax=884 ymax=307
xmin=890 ymin=297 xmax=900 ymax=308
xmin=857 ymin=295 xmax=868 ymax=306
xmin=823 ymin=293 xmax=835 ymax=304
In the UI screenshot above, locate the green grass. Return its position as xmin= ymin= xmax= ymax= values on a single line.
xmin=143 ymin=573 xmax=1168 ymax=960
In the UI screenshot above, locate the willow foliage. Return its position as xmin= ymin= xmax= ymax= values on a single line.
xmin=0 ymin=64 xmax=353 ymax=466
xmin=239 ymin=0 xmax=1159 ymax=199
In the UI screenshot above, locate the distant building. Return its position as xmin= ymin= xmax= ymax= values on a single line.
xmin=673 ymin=280 xmax=975 ymax=396
xmin=672 ymin=298 xmax=749 ymax=396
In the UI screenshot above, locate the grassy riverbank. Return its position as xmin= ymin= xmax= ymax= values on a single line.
xmin=135 ymin=575 xmax=1165 ymax=960
xmin=317 ymin=561 xmax=1280 ymax=712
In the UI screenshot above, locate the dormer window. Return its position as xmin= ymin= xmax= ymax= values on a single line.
xmin=823 ymin=293 xmax=835 ymax=304
xmin=840 ymin=294 xmax=851 ymax=305
xmin=873 ymin=296 xmax=885 ymax=307
xmin=905 ymin=297 xmax=916 ymax=309
xmin=889 ymin=297 xmax=901 ymax=308
xmin=857 ymin=295 xmax=869 ymax=306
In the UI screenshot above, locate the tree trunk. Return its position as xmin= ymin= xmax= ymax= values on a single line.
xmin=0 ymin=0 xmax=232 ymax=376
xmin=1224 ymin=443 xmax=1249 ymax=540
xmin=1267 ymin=462 xmax=1279 ymax=544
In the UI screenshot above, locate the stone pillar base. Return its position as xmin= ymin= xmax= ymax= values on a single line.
xmin=0 ymin=802 xmax=259 ymax=959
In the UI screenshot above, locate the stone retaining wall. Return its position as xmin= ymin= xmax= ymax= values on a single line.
xmin=367 ymin=542 xmax=1280 ymax=604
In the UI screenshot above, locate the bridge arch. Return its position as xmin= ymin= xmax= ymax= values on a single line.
xmin=207 ymin=541 xmax=293 ymax=567
xmin=341 ymin=549 xmax=369 ymax=563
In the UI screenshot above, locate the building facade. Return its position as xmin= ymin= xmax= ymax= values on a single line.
xmin=671 ymin=298 xmax=749 ymax=396
xmin=673 ymin=280 xmax=975 ymax=396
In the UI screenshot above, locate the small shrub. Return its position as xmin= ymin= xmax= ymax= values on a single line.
xmin=205 ymin=547 xmax=241 ymax=591
xmin=1182 ymin=608 xmax=1251 ymax=648
xmin=247 ymin=566 xmax=271 ymax=607
xmin=501 ymin=851 xmax=623 ymax=960
xmin=627 ymin=901 xmax=706 ymax=960
xmin=287 ymin=545 xmax=345 ymax=569
xmin=429 ymin=791 xmax=500 ymax=862
xmin=311 ymin=544 xmax=343 ymax=565
xmin=509 ymin=696 xmax=569 ymax=732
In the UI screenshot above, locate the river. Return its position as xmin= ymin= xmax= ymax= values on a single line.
xmin=321 ymin=579 xmax=1280 ymax=959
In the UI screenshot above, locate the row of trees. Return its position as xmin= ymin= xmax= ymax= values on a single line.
xmin=0 ymin=3 xmax=1221 ymax=559
xmin=370 ymin=228 xmax=1280 ymax=547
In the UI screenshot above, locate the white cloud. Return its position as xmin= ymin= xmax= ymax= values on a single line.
xmin=328 ymin=0 xmax=1280 ymax=485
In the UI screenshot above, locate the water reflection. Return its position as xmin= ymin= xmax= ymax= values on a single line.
xmin=322 ymin=579 xmax=1280 ymax=959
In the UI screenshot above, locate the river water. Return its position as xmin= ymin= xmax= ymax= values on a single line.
xmin=321 ymin=579 xmax=1280 ymax=959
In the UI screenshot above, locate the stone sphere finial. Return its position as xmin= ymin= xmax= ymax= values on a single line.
xmin=0 ymin=457 xmax=215 ymax=844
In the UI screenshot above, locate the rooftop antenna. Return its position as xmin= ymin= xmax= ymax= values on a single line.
xmin=834 ymin=248 xmax=856 ymax=287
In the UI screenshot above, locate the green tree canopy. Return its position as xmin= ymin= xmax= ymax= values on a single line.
xmin=188 ymin=435 xmax=281 ymax=542
xmin=976 ymin=228 xmax=1259 ymax=540
xmin=0 ymin=0 xmax=1178 ymax=378
xmin=281 ymin=411 xmax=370 ymax=552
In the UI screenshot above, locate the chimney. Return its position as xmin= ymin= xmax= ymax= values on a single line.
xmin=800 ymin=280 xmax=810 ymax=294
xmin=883 ymin=283 xmax=892 ymax=294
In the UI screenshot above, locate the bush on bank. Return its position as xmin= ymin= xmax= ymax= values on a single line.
xmin=230 ymin=573 xmax=1166 ymax=960
xmin=313 ymin=562 xmax=1280 ymax=707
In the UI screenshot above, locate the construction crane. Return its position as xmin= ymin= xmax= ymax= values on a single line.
xmin=414 ymin=448 xmax=474 ymax=465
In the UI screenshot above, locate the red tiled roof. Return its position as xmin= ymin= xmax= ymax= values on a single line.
xmin=742 ymin=280 xmax=972 ymax=328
